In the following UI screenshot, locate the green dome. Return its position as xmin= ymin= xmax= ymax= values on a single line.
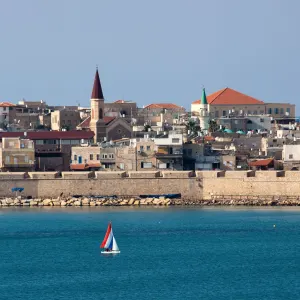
xmin=224 ymin=128 xmax=233 ymax=133
xmin=236 ymin=130 xmax=245 ymax=134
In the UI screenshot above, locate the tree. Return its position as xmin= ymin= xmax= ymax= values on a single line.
xmin=186 ymin=119 xmax=198 ymax=134
xmin=209 ymin=120 xmax=218 ymax=132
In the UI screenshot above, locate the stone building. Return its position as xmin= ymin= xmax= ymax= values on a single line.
xmin=0 ymin=137 xmax=35 ymax=171
xmin=105 ymin=100 xmax=138 ymax=119
xmin=51 ymin=109 xmax=81 ymax=131
xmin=138 ymin=103 xmax=186 ymax=126
xmin=0 ymin=131 xmax=94 ymax=171
xmin=191 ymin=87 xmax=295 ymax=119
xmin=70 ymin=146 xmax=101 ymax=170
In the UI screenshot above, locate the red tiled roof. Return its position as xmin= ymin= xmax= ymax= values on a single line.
xmin=88 ymin=162 xmax=101 ymax=168
xmin=70 ymin=164 xmax=89 ymax=170
xmin=77 ymin=116 xmax=115 ymax=129
xmin=70 ymin=162 xmax=101 ymax=170
xmin=144 ymin=103 xmax=183 ymax=109
xmin=0 ymin=131 xmax=94 ymax=140
xmin=192 ymin=88 xmax=265 ymax=105
xmin=205 ymin=136 xmax=215 ymax=141
xmin=0 ymin=102 xmax=15 ymax=107
xmin=249 ymin=158 xmax=274 ymax=167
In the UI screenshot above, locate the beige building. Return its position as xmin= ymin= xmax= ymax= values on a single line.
xmin=0 ymin=137 xmax=35 ymax=171
xmin=192 ymin=87 xmax=295 ymax=119
xmin=51 ymin=109 xmax=81 ymax=131
xmin=282 ymin=144 xmax=300 ymax=170
xmin=115 ymin=140 xmax=157 ymax=171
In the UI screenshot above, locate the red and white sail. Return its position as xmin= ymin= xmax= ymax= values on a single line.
xmin=100 ymin=222 xmax=119 ymax=251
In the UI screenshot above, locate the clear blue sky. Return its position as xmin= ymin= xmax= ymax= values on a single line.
xmin=0 ymin=0 xmax=299 ymax=112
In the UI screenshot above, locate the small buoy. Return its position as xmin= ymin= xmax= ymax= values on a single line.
xmin=273 ymin=224 xmax=276 ymax=228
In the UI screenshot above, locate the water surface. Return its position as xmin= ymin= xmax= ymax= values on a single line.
xmin=1 ymin=206 xmax=300 ymax=299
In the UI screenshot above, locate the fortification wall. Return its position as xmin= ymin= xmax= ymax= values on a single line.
xmin=1 ymin=171 xmax=201 ymax=200
xmin=2 ymin=171 xmax=300 ymax=200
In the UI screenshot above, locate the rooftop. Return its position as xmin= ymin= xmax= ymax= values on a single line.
xmin=144 ymin=103 xmax=184 ymax=110
xmin=193 ymin=88 xmax=265 ymax=105
xmin=249 ymin=158 xmax=274 ymax=167
xmin=0 ymin=102 xmax=15 ymax=107
xmin=77 ymin=116 xmax=116 ymax=129
xmin=0 ymin=131 xmax=94 ymax=140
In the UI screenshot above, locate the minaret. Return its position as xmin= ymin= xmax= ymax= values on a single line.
xmin=89 ymin=67 xmax=106 ymax=143
xmin=199 ymin=88 xmax=210 ymax=133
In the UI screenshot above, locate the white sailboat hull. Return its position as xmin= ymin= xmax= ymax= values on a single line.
xmin=101 ymin=250 xmax=121 ymax=254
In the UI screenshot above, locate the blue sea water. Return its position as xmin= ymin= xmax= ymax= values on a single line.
xmin=1 ymin=207 xmax=300 ymax=300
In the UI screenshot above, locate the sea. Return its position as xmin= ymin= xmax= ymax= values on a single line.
xmin=1 ymin=206 xmax=300 ymax=300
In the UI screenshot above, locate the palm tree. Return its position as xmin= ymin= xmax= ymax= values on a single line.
xmin=209 ymin=120 xmax=218 ymax=132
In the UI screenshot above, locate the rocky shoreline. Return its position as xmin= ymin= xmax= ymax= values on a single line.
xmin=1 ymin=196 xmax=300 ymax=207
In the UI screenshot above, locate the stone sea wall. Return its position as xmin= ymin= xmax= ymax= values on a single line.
xmin=0 ymin=170 xmax=300 ymax=206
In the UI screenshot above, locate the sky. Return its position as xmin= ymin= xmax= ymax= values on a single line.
xmin=0 ymin=0 xmax=299 ymax=113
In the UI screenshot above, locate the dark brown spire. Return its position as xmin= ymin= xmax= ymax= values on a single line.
xmin=91 ymin=67 xmax=104 ymax=99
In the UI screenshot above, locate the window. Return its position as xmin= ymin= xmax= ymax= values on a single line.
xmin=103 ymin=154 xmax=107 ymax=159
xmin=158 ymin=163 xmax=167 ymax=169
xmin=3 ymin=107 xmax=6 ymax=111
xmin=36 ymin=140 xmax=43 ymax=145
xmin=5 ymin=156 xmax=9 ymax=164
xmin=248 ymin=110 xmax=252 ymax=115
xmin=74 ymin=155 xmax=77 ymax=161
xmin=260 ymin=118 xmax=264 ymax=123
xmin=286 ymin=108 xmax=291 ymax=115
xmin=172 ymin=138 xmax=180 ymax=143
xmin=268 ymin=108 xmax=272 ymax=114
xmin=280 ymin=108 xmax=284 ymax=115
xmin=222 ymin=110 xmax=226 ymax=116
xmin=140 ymin=146 xmax=144 ymax=151
xmin=253 ymin=110 xmax=258 ymax=115
xmin=99 ymin=108 xmax=103 ymax=119
xmin=14 ymin=158 xmax=18 ymax=165
xmin=24 ymin=156 xmax=29 ymax=163
xmin=141 ymin=162 xmax=152 ymax=168
xmin=61 ymin=140 xmax=71 ymax=145
xmin=97 ymin=154 xmax=100 ymax=160
xmin=260 ymin=110 xmax=264 ymax=114
xmin=119 ymin=163 xmax=125 ymax=170
xmin=215 ymin=111 xmax=219 ymax=118
xmin=275 ymin=108 xmax=279 ymax=114
xmin=90 ymin=154 xmax=93 ymax=160
xmin=146 ymin=145 xmax=151 ymax=151
xmin=71 ymin=140 xmax=80 ymax=145
xmin=289 ymin=154 xmax=293 ymax=159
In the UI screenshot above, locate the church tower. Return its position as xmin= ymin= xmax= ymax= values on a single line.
xmin=199 ymin=88 xmax=210 ymax=133
xmin=89 ymin=68 xmax=106 ymax=143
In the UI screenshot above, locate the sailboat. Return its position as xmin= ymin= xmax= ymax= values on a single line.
xmin=100 ymin=222 xmax=120 ymax=254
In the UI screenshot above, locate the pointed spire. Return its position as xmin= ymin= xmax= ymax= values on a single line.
xmin=201 ymin=87 xmax=208 ymax=105
xmin=91 ymin=67 xmax=104 ymax=99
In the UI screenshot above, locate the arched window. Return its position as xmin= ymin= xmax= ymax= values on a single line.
xmin=268 ymin=108 xmax=272 ymax=114
xmin=99 ymin=108 xmax=103 ymax=119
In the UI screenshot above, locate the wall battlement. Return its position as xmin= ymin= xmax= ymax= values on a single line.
xmin=1 ymin=171 xmax=300 ymax=200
